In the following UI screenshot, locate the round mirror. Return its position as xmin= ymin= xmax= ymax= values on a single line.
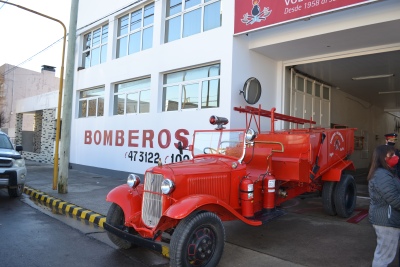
xmin=241 ymin=77 xmax=261 ymax=104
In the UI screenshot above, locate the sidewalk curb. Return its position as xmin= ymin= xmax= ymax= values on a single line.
xmin=23 ymin=186 xmax=107 ymax=228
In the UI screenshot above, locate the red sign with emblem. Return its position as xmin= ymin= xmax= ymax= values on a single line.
xmin=234 ymin=0 xmax=376 ymax=34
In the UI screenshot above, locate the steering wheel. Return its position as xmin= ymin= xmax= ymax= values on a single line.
xmin=203 ymin=147 xmax=227 ymax=155
xmin=203 ymin=147 xmax=218 ymax=154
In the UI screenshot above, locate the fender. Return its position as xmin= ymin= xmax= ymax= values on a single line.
xmin=162 ymin=194 xmax=261 ymax=226
xmin=321 ymin=160 xmax=355 ymax=182
xmin=106 ymin=184 xmax=143 ymax=220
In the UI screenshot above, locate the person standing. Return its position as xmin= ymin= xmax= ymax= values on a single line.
xmin=385 ymin=133 xmax=400 ymax=176
xmin=368 ymin=144 xmax=400 ymax=267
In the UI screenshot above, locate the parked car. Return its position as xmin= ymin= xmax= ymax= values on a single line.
xmin=0 ymin=131 xmax=27 ymax=197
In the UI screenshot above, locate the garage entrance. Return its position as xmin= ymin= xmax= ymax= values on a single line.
xmin=284 ymin=49 xmax=400 ymax=169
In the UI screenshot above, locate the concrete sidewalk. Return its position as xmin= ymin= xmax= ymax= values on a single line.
xmin=23 ymin=160 xmax=122 ymax=226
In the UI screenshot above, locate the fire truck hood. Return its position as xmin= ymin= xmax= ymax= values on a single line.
xmin=164 ymin=157 xmax=235 ymax=176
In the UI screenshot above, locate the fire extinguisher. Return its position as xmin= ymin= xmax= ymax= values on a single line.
xmin=240 ymin=177 xmax=254 ymax=218
xmin=263 ymin=174 xmax=276 ymax=211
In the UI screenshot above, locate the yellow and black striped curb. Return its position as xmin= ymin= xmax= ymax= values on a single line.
xmin=23 ymin=186 xmax=106 ymax=228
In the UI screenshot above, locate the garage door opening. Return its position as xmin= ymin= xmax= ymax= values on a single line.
xmin=285 ymin=50 xmax=400 ymax=169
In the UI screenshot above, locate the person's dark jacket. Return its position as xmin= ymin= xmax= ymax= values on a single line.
xmin=395 ymin=148 xmax=400 ymax=177
xmin=368 ymin=168 xmax=400 ymax=228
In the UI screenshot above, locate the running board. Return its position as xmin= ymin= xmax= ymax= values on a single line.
xmin=253 ymin=208 xmax=287 ymax=224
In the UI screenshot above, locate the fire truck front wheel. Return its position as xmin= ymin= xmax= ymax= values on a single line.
xmin=334 ymin=174 xmax=357 ymax=218
xmin=170 ymin=211 xmax=225 ymax=267
xmin=106 ymin=203 xmax=134 ymax=249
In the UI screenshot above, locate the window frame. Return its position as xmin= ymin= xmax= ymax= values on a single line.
xmin=165 ymin=0 xmax=221 ymax=43
xmin=116 ymin=2 xmax=155 ymax=58
xmin=78 ymin=87 xmax=105 ymax=118
xmin=82 ymin=24 xmax=109 ymax=68
xmin=291 ymin=71 xmax=331 ymax=127
xmin=113 ymin=77 xmax=151 ymax=115
xmin=162 ymin=63 xmax=220 ymax=112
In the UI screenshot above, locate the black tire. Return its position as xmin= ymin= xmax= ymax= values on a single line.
xmin=106 ymin=203 xmax=133 ymax=249
xmin=322 ymin=181 xmax=337 ymax=216
xmin=170 ymin=211 xmax=225 ymax=267
xmin=8 ymin=184 xmax=24 ymax=197
xmin=334 ymin=174 xmax=357 ymax=218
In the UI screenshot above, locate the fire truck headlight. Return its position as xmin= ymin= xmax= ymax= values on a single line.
xmin=161 ymin=179 xmax=175 ymax=195
xmin=127 ymin=174 xmax=141 ymax=188
xmin=245 ymin=128 xmax=257 ymax=141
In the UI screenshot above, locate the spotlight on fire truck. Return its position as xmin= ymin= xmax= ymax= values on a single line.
xmin=245 ymin=128 xmax=257 ymax=141
xmin=210 ymin=115 xmax=228 ymax=130
xmin=161 ymin=179 xmax=175 ymax=194
xmin=127 ymin=174 xmax=141 ymax=188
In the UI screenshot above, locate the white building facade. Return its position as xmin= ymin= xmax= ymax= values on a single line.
xmin=70 ymin=0 xmax=400 ymax=176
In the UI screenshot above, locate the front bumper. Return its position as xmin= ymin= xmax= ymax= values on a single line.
xmin=0 ymin=168 xmax=26 ymax=187
xmin=0 ymin=170 xmax=18 ymax=187
xmin=103 ymin=222 xmax=170 ymax=258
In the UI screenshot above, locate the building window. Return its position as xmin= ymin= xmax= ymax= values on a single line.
xmin=323 ymin=85 xmax=330 ymax=100
xmin=165 ymin=0 xmax=221 ymax=43
xmin=78 ymin=87 xmax=105 ymax=118
xmin=82 ymin=25 xmax=108 ymax=68
xmin=113 ymin=78 xmax=151 ymax=115
xmin=291 ymin=70 xmax=331 ymax=127
xmin=162 ymin=64 xmax=220 ymax=111
xmin=117 ymin=3 xmax=154 ymax=58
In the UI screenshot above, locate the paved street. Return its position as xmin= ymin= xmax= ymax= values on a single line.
xmin=0 ymin=191 xmax=148 ymax=267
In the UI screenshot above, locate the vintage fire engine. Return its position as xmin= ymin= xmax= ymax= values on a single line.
xmin=104 ymin=105 xmax=357 ymax=267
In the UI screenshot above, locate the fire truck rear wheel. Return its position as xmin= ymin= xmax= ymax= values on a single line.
xmin=333 ymin=174 xmax=357 ymax=218
xmin=322 ymin=181 xmax=337 ymax=216
xmin=170 ymin=211 xmax=225 ymax=267
xmin=106 ymin=203 xmax=134 ymax=249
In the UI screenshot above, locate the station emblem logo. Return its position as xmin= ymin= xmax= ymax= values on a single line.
xmin=329 ymin=131 xmax=345 ymax=155
xmin=241 ymin=0 xmax=272 ymax=25
xmin=334 ymin=136 xmax=341 ymax=150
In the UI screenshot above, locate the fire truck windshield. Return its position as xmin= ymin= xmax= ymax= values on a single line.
xmin=192 ymin=130 xmax=246 ymax=160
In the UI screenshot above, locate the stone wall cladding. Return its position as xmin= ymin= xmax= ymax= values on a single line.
xmin=21 ymin=109 xmax=56 ymax=164
xmin=15 ymin=113 xmax=23 ymax=145
xmin=33 ymin=111 xmax=43 ymax=153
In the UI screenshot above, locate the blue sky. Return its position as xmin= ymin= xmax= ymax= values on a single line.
xmin=0 ymin=0 xmax=71 ymax=77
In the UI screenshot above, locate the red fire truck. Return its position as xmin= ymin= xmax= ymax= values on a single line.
xmin=104 ymin=105 xmax=357 ymax=267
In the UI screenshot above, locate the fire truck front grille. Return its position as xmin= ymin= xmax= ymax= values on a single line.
xmin=142 ymin=172 xmax=164 ymax=228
